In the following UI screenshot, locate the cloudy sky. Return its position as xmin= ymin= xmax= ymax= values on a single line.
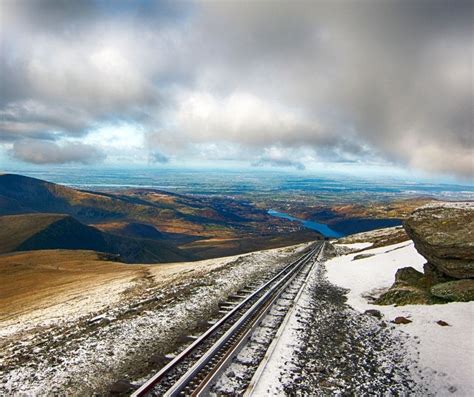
xmin=1 ymin=0 xmax=472 ymax=180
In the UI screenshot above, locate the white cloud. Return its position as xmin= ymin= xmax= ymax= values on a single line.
xmin=0 ymin=0 xmax=472 ymax=178
xmin=253 ymin=146 xmax=307 ymax=170
xmin=173 ymin=91 xmax=322 ymax=146
xmin=83 ymin=123 xmax=145 ymax=151
xmin=11 ymin=139 xmax=104 ymax=164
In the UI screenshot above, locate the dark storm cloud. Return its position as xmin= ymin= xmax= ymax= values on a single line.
xmin=11 ymin=140 xmax=105 ymax=164
xmin=0 ymin=0 xmax=472 ymax=177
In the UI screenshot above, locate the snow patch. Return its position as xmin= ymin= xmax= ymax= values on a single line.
xmin=334 ymin=242 xmax=373 ymax=250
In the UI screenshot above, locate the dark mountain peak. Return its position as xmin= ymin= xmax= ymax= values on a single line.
xmin=0 ymin=213 xmax=191 ymax=263
xmin=0 ymin=174 xmax=128 ymax=221
xmin=0 ymin=173 xmax=73 ymax=215
xmin=0 ymin=173 xmax=60 ymax=191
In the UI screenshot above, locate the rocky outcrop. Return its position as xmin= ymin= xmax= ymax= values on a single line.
xmin=378 ymin=202 xmax=474 ymax=305
xmin=376 ymin=266 xmax=440 ymax=305
xmin=392 ymin=316 xmax=412 ymax=324
xmin=422 ymin=262 xmax=454 ymax=286
xmin=431 ymin=280 xmax=474 ymax=302
xmin=394 ymin=266 xmax=424 ymax=286
xmin=404 ymin=203 xmax=474 ymax=279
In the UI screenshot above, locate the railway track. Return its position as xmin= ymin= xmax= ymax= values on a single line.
xmin=132 ymin=241 xmax=325 ymax=397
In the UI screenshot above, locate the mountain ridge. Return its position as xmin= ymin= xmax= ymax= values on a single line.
xmin=0 ymin=174 xmax=322 ymax=260
xmin=0 ymin=213 xmax=192 ymax=263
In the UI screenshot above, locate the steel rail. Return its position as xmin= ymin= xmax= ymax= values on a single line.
xmin=132 ymin=242 xmax=321 ymax=397
xmin=184 ymin=242 xmax=325 ymax=397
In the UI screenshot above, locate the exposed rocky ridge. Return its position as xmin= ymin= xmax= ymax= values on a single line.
xmin=404 ymin=203 xmax=474 ymax=279
xmin=337 ymin=226 xmax=409 ymax=248
xmin=377 ymin=202 xmax=474 ymax=305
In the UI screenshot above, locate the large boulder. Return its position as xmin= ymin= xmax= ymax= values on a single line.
xmin=422 ymin=262 xmax=454 ymax=286
xmin=394 ymin=266 xmax=424 ymax=287
xmin=431 ymin=280 xmax=474 ymax=302
xmin=376 ymin=266 xmax=441 ymax=305
xmin=404 ymin=203 xmax=474 ymax=279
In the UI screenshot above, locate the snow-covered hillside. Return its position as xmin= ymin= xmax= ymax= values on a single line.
xmin=327 ymin=241 xmax=474 ymax=395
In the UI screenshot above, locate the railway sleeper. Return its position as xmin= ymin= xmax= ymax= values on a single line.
xmin=228 ymin=294 xmax=246 ymax=300
xmin=219 ymin=301 xmax=236 ymax=308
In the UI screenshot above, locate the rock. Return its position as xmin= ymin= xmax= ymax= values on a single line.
xmin=394 ymin=267 xmax=424 ymax=287
xmin=404 ymin=203 xmax=474 ymax=279
xmin=364 ymin=309 xmax=382 ymax=319
xmin=423 ymin=262 xmax=454 ymax=286
xmin=110 ymin=379 xmax=133 ymax=394
xmin=353 ymin=253 xmax=375 ymax=261
xmin=436 ymin=320 xmax=450 ymax=326
xmin=392 ymin=316 xmax=412 ymax=324
xmin=376 ymin=286 xmax=433 ymax=305
xmin=431 ymin=279 xmax=474 ymax=302
xmin=375 ymin=266 xmax=436 ymax=305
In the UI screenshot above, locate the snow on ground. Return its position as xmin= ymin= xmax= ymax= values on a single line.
xmin=333 ymin=242 xmax=373 ymax=250
xmin=327 ymin=241 xmax=425 ymax=308
xmin=420 ymin=201 xmax=474 ymax=211
xmin=1 ymin=243 xmax=311 ymax=396
xmin=249 ymin=258 xmax=316 ymax=396
xmin=249 ymin=246 xmax=420 ymax=396
xmin=326 ymin=241 xmax=474 ymax=396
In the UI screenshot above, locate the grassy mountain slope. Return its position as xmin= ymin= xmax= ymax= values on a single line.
xmin=0 ymin=249 xmax=149 ymax=320
xmin=0 ymin=174 xmax=286 ymax=236
xmin=0 ymin=214 xmax=192 ymax=263
xmin=0 ymin=213 xmax=65 ymax=253
xmin=0 ymin=173 xmax=156 ymax=222
xmin=0 ymin=174 xmax=319 ymax=260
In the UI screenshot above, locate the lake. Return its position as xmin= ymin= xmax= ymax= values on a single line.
xmin=268 ymin=209 xmax=343 ymax=238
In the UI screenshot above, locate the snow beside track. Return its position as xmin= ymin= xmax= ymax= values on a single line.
xmin=326 ymin=241 xmax=474 ymax=395
xmin=1 ymin=243 xmax=311 ymax=396
xmin=333 ymin=242 xmax=373 ymax=250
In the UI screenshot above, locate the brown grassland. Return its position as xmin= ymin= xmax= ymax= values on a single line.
xmin=0 ymin=250 xmax=143 ymax=320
